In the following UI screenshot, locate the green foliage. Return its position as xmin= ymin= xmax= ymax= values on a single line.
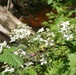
xmin=0 ymin=51 xmax=23 ymax=67
xmin=68 ymin=54 xmax=76 ymax=69
xmin=2 ymin=53 xmax=22 ymax=67
xmin=45 ymin=60 xmax=63 ymax=75
xmin=0 ymin=0 xmax=76 ymax=75
xmin=47 ymin=0 xmax=53 ymax=5
xmin=26 ymin=68 xmax=37 ymax=75
xmin=0 ymin=46 xmax=23 ymax=67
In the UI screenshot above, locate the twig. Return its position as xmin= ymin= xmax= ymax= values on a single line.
xmin=7 ymin=0 xmax=11 ymax=10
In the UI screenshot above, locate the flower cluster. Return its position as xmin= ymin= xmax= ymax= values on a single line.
xmin=37 ymin=27 xmax=44 ymax=33
xmin=13 ymin=48 xmax=26 ymax=57
xmin=2 ymin=65 xmax=14 ymax=73
xmin=0 ymin=41 xmax=7 ymax=53
xmin=58 ymin=21 xmax=74 ymax=40
xmin=10 ymin=24 xmax=33 ymax=42
xmin=40 ymin=54 xmax=47 ymax=65
xmin=24 ymin=62 xmax=34 ymax=67
xmin=31 ymin=28 xmax=55 ymax=47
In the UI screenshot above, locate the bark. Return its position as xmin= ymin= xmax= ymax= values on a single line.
xmin=0 ymin=6 xmax=34 ymax=42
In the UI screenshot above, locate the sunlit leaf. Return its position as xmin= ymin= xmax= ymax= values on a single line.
xmin=0 ymin=53 xmax=23 ymax=67
xmin=68 ymin=53 xmax=76 ymax=69
xmin=28 ymin=69 xmax=37 ymax=75
xmin=47 ymin=0 xmax=53 ymax=5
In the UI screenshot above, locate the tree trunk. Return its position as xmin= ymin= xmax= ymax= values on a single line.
xmin=0 ymin=6 xmax=34 ymax=42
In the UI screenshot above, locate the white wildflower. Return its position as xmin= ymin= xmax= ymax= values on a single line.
xmin=33 ymin=35 xmax=42 ymax=41
xmin=33 ymin=38 xmax=38 ymax=41
xmin=36 ymin=35 xmax=41 ymax=38
xmin=10 ymin=24 xmax=31 ymax=42
xmin=41 ymin=61 xmax=47 ymax=65
xmin=6 ymin=45 xmax=10 ymax=49
xmin=24 ymin=62 xmax=34 ymax=67
xmin=10 ymin=36 xmax=16 ymax=42
xmin=19 ymin=49 xmax=26 ymax=57
xmin=59 ymin=21 xmax=74 ymax=40
xmin=2 ymin=67 xmax=14 ymax=73
xmin=64 ymin=34 xmax=73 ymax=41
xmin=46 ymin=28 xmax=50 ymax=32
xmin=40 ymin=58 xmax=47 ymax=65
xmin=49 ymin=40 xmax=54 ymax=46
xmin=0 ymin=46 xmax=2 ymax=53
xmin=13 ymin=49 xmax=26 ymax=57
xmin=0 ymin=41 xmax=7 ymax=53
xmin=37 ymin=27 xmax=44 ymax=33
xmin=21 ymin=50 xmax=26 ymax=56
xmin=40 ymin=38 xmax=44 ymax=41
xmin=45 ymin=38 xmax=54 ymax=46
xmin=61 ymin=21 xmax=70 ymax=26
xmin=13 ymin=51 xmax=18 ymax=55
xmin=20 ymin=65 xmax=24 ymax=68
xmin=51 ymin=32 xmax=55 ymax=37
xmin=59 ymin=21 xmax=70 ymax=33
xmin=40 ymin=54 xmax=47 ymax=65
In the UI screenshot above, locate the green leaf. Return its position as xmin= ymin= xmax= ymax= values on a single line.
xmin=47 ymin=0 xmax=53 ymax=5
xmin=68 ymin=10 xmax=76 ymax=16
xmin=68 ymin=53 xmax=76 ymax=69
xmin=46 ymin=13 xmax=51 ymax=16
xmin=28 ymin=69 xmax=37 ymax=75
xmin=4 ymin=47 xmax=19 ymax=53
xmin=50 ymin=25 xmax=58 ymax=31
xmin=42 ymin=21 xmax=48 ymax=26
xmin=48 ymin=20 xmax=53 ymax=23
xmin=0 ymin=53 xmax=23 ymax=67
